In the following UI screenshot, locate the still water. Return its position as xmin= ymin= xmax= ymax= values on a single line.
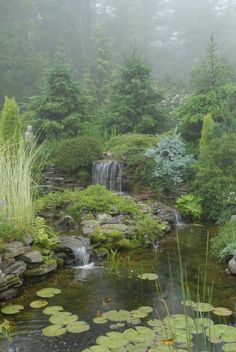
xmin=2 ymin=225 xmax=236 ymax=352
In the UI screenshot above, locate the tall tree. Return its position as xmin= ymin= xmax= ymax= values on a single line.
xmin=106 ymin=49 xmax=167 ymax=134
xmin=0 ymin=97 xmax=23 ymax=143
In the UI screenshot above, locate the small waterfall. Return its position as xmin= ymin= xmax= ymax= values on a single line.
xmin=92 ymin=160 xmax=123 ymax=192
xmin=73 ymin=245 xmax=90 ymax=267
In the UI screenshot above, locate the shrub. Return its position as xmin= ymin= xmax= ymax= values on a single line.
xmin=33 ymin=217 xmax=59 ymax=249
xmin=53 ymin=136 xmax=102 ymax=173
xmin=36 ymin=185 xmax=140 ymax=222
xmin=211 ymin=220 xmax=236 ymax=261
xmin=0 ymin=97 xmax=22 ymax=144
xmin=135 ymin=214 xmax=164 ymax=245
xmin=145 ymin=133 xmax=194 ymax=185
xmin=176 ymin=194 xmax=203 ymax=220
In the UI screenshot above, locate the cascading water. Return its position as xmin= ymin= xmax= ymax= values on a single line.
xmin=92 ymin=160 xmax=123 ymax=193
xmin=73 ymin=246 xmax=90 ymax=267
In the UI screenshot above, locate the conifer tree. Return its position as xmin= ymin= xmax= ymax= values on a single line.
xmin=0 ymin=97 xmax=22 ymax=143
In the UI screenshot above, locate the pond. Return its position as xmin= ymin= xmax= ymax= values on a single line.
xmin=2 ymin=225 xmax=236 ymax=352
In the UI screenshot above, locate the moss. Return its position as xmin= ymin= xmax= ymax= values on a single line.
xmin=106 ymin=231 xmax=124 ymax=240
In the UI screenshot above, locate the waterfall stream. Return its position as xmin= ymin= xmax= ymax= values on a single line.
xmin=92 ymin=160 xmax=123 ymax=192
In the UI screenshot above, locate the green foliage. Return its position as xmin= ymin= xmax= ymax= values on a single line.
xmin=176 ymin=194 xmax=203 ymax=220
xmin=211 ymin=221 xmax=236 ymax=261
xmin=105 ymin=49 xmax=168 ymax=134
xmin=145 ymin=133 xmax=194 ymax=185
xmin=0 ymin=319 xmax=13 ymax=341
xmin=33 ymin=217 xmax=58 ymax=249
xmin=53 ymin=136 xmax=102 ymax=174
xmin=0 ymin=216 xmax=24 ymax=245
xmin=135 ymin=214 xmax=164 ymax=244
xmin=0 ymin=97 xmax=22 ymax=143
xmin=30 ymin=51 xmax=85 ymax=138
xmin=199 ymin=114 xmax=215 ymax=157
xmin=36 ymin=185 xmax=140 ymax=222
xmin=195 ymin=133 xmax=236 ymax=221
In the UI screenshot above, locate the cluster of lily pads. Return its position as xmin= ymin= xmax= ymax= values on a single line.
xmin=83 ymin=299 xmax=236 ymax=352
xmin=0 ymin=287 xmax=90 ymax=337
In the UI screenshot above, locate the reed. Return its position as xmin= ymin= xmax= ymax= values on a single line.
xmin=0 ymin=139 xmax=41 ymax=232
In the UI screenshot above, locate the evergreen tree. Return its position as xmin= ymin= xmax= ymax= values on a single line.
xmin=0 ymin=97 xmax=22 ymax=143
xmin=199 ymin=113 xmax=215 ymax=158
xmin=31 ymin=50 xmax=85 ymax=137
xmin=106 ymin=49 xmax=167 ymax=134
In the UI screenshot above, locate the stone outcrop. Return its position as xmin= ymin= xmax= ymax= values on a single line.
xmin=0 ymin=235 xmax=90 ymax=301
xmin=228 ymin=253 xmax=236 ymax=275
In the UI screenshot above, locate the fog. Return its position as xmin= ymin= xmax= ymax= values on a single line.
xmin=1 ymin=0 xmax=236 ymax=102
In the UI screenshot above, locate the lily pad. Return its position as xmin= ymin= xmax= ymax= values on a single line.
xmin=43 ymin=306 xmax=64 ymax=315
xmin=193 ymin=302 xmax=214 ymax=313
xmin=103 ymin=310 xmax=131 ymax=322
xmin=163 ymin=314 xmax=195 ymax=331
xmin=82 ymin=347 xmax=110 ymax=352
xmin=147 ymin=319 xmax=163 ymax=328
xmin=222 ymin=343 xmax=236 ymax=351
xmin=137 ymin=306 xmax=153 ymax=314
xmin=36 ymin=287 xmax=61 ymax=298
xmin=49 ymin=312 xmax=78 ymax=325
xmin=194 ymin=317 xmax=214 ymax=331
xmin=137 ymin=273 xmax=159 ymax=281
xmin=206 ymin=324 xmax=236 ymax=343
xmin=67 ymin=321 xmax=90 ymax=333
xmin=127 ymin=318 xmax=141 ymax=325
xmin=96 ymin=332 xmax=129 ymax=349
xmin=30 ymin=300 xmax=48 ymax=309
xmin=1 ymin=304 xmax=24 ymax=315
xmin=42 ymin=324 xmax=66 ymax=337
xmin=181 ymin=300 xmax=195 ymax=307
xmin=130 ymin=309 xmax=148 ymax=319
xmin=212 ymin=307 xmax=233 ymax=317
xmin=93 ymin=317 xmax=108 ymax=324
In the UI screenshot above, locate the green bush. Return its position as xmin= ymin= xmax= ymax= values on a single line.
xmin=36 ymin=185 xmax=140 ymax=222
xmin=0 ymin=216 xmax=24 ymax=243
xmin=53 ymin=136 xmax=102 ymax=173
xmin=135 ymin=214 xmax=164 ymax=245
xmin=33 ymin=217 xmax=59 ymax=249
xmin=211 ymin=220 xmax=236 ymax=261
xmin=176 ymin=194 xmax=203 ymax=220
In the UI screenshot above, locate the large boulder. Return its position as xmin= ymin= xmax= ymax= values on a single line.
xmin=24 ymin=260 xmax=57 ymax=277
xmin=3 ymin=260 xmax=27 ymax=276
xmin=20 ymin=250 xmax=43 ymax=264
xmin=228 ymin=253 xmax=236 ymax=275
xmin=3 ymin=241 xmax=27 ymax=259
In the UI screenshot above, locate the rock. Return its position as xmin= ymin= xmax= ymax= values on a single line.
xmin=230 ymin=215 xmax=236 ymax=223
xmin=152 ymin=202 xmax=177 ymax=224
xmin=0 ymin=288 xmax=19 ymax=300
xmin=23 ymin=233 xmax=34 ymax=246
xmin=3 ymin=261 xmax=27 ymax=276
xmin=81 ymin=220 xmax=99 ymax=227
xmin=20 ymin=250 xmax=43 ymax=264
xmin=0 ymin=258 xmax=15 ymax=271
xmin=24 ymin=260 xmax=57 ymax=277
xmin=101 ymin=224 xmax=129 ymax=232
xmin=0 ymin=274 xmax=22 ymax=292
xmin=3 ymin=241 xmax=26 ymax=259
xmin=97 ymin=214 xmax=112 ymax=222
xmin=228 ymin=253 xmax=236 ymax=275
xmin=99 ymin=215 xmax=125 ymax=225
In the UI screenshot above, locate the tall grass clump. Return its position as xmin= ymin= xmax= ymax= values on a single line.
xmin=0 ymin=139 xmax=41 ymax=231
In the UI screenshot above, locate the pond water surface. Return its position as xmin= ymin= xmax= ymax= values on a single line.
xmin=2 ymin=225 xmax=236 ymax=352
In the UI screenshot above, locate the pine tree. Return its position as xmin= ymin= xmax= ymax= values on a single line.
xmin=199 ymin=113 xmax=215 ymax=158
xmin=106 ymin=49 xmax=167 ymax=134
xmin=0 ymin=97 xmax=22 ymax=143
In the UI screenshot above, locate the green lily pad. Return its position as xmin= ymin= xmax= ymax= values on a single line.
xmin=103 ymin=310 xmax=131 ymax=322
xmin=96 ymin=331 xmax=129 ymax=349
xmin=137 ymin=273 xmax=159 ymax=281
xmin=93 ymin=317 xmax=108 ymax=324
xmin=147 ymin=319 xmax=163 ymax=328
xmin=135 ymin=326 xmax=155 ymax=342
xmin=212 ymin=307 xmax=233 ymax=317
xmin=127 ymin=343 xmax=149 ymax=352
xmin=36 ymin=287 xmax=61 ymax=298
xmin=82 ymin=346 xmax=110 ymax=352
xmin=127 ymin=318 xmax=142 ymax=325
xmin=193 ymin=302 xmax=214 ymax=313
xmin=42 ymin=324 xmax=66 ymax=337
xmin=181 ymin=300 xmax=195 ymax=307
xmin=163 ymin=314 xmax=194 ymax=331
xmin=137 ymin=306 xmax=153 ymax=314
xmin=49 ymin=312 xmax=78 ymax=325
xmin=123 ymin=328 xmax=145 ymax=343
xmin=131 ymin=309 xmax=148 ymax=319
xmin=67 ymin=321 xmax=90 ymax=333
xmin=206 ymin=324 xmax=236 ymax=343
xmin=30 ymin=300 xmax=48 ymax=309
xmin=222 ymin=343 xmax=236 ymax=351
xmin=43 ymin=306 xmax=64 ymax=315
xmin=1 ymin=304 xmax=24 ymax=315
xmin=194 ymin=317 xmax=214 ymax=330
